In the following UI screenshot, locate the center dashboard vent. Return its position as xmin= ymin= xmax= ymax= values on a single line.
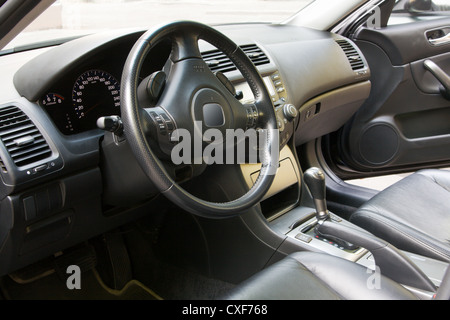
xmin=335 ymin=39 xmax=365 ymax=71
xmin=0 ymin=105 xmax=52 ymax=171
xmin=202 ymin=44 xmax=270 ymax=74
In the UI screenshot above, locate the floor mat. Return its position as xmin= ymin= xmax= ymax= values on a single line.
xmin=123 ymin=222 xmax=236 ymax=300
xmin=1 ymin=269 xmax=161 ymax=300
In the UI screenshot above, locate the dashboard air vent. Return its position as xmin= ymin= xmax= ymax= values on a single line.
xmin=336 ymin=39 xmax=365 ymax=71
xmin=202 ymin=44 xmax=270 ymax=73
xmin=0 ymin=105 xmax=52 ymax=169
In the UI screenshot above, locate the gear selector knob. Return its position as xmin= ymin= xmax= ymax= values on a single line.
xmin=304 ymin=167 xmax=329 ymax=222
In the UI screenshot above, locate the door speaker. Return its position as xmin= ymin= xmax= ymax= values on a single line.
xmin=359 ymin=124 xmax=399 ymax=166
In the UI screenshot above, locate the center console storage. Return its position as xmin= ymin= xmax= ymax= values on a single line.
xmin=241 ymin=146 xmax=301 ymax=221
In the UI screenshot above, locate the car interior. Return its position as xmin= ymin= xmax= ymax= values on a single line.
xmin=0 ymin=0 xmax=449 ymax=301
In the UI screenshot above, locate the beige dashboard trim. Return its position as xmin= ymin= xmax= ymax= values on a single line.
xmin=240 ymin=146 xmax=300 ymax=201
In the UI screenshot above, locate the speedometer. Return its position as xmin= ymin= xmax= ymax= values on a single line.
xmin=72 ymin=69 xmax=120 ymax=129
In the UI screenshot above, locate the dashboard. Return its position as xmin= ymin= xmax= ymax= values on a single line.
xmin=0 ymin=24 xmax=372 ymax=190
xmin=0 ymin=24 xmax=372 ymax=192
xmin=0 ymin=23 xmax=371 ymax=276
xmin=10 ymin=24 xmax=371 ymax=141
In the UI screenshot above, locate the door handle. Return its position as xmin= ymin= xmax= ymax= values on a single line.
xmin=426 ymin=27 xmax=450 ymax=46
xmin=423 ymin=59 xmax=450 ymax=100
xmin=428 ymin=33 xmax=450 ymax=46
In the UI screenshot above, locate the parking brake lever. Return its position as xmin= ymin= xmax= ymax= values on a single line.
xmin=423 ymin=59 xmax=450 ymax=100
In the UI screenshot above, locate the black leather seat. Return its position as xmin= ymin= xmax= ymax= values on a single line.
xmin=222 ymin=251 xmax=419 ymax=300
xmin=350 ymin=169 xmax=450 ymax=262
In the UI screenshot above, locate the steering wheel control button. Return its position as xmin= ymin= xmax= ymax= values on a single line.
xmin=160 ymin=113 xmax=174 ymax=130
xmin=203 ymin=103 xmax=225 ymax=127
xmin=146 ymin=108 xmax=178 ymax=156
xmin=245 ymin=105 xmax=259 ymax=129
xmin=154 ymin=115 xmax=167 ymax=135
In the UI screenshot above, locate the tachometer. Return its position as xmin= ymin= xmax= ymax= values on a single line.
xmin=72 ymin=69 xmax=120 ymax=128
xmin=41 ymin=93 xmax=64 ymax=106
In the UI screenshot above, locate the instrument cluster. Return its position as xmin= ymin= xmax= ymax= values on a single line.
xmin=38 ymin=38 xmax=172 ymax=136
xmin=40 ymin=69 xmax=121 ymax=135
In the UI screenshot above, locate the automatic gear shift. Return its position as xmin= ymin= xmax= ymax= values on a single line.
xmin=304 ymin=167 xmax=330 ymax=222
xmin=301 ymin=169 xmax=436 ymax=292
xmin=304 ymin=167 xmax=356 ymax=250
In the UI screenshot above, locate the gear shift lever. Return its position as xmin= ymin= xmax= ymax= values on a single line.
xmin=304 ymin=167 xmax=357 ymax=250
xmin=301 ymin=171 xmax=436 ymax=292
xmin=304 ymin=167 xmax=329 ymax=222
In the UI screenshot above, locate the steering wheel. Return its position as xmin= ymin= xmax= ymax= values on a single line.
xmin=120 ymin=21 xmax=279 ymax=218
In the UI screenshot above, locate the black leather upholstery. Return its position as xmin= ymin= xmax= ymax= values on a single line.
xmin=222 ymin=252 xmax=418 ymax=300
xmin=350 ymin=169 xmax=450 ymax=262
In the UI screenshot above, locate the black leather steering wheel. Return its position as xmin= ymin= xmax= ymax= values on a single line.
xmin=120 ymin=21 xmax=279 ymax=218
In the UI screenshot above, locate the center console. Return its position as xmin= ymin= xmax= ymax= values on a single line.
xmin=242 ymin=151 xmax=448 ymax=299
xmin=233 ymin=66 xmax=448 ymax=299
xmin=287 ymin=212 xmax=368 ymax=262
xmin=283 ymin=207 xmax=448 ymax=298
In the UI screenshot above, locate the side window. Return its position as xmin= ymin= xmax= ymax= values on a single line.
xmin=408 ymin=0 xmax=450 ymax=12
xmin=392 ymin=0 xmax=450 ymax=15
xmin=389 ymin=0 xmax=450 ymax=25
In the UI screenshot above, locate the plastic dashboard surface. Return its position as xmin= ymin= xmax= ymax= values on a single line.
xmin=0 ymin=22 xmax=374 ymax=281
xmin=2 ymin=24 xmax=370 ymax=192
xmin=12 ymin=24 xmax=370 ymax=138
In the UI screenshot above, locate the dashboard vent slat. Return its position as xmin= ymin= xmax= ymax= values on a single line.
xmin=3 ymin=126 xmax=39 ymax=144
xmin=336 ymin=39 xmax=365 ymax=71
xmin=0 ymin=105 xmax=52 ymax=169
xmin=202 ymin=44 xmax=270 ymax=73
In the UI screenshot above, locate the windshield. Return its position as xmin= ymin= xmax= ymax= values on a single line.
xmin=4 ymin=0 xmax=314 ymax=50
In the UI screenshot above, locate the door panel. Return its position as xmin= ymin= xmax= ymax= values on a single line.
xmin=328 ymin=17 xmax=450 ymax=178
